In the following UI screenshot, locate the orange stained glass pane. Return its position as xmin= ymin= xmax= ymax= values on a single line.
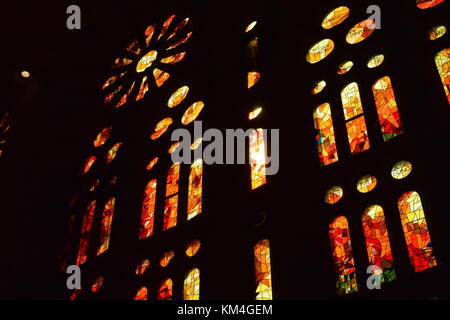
xmin=250 ymin=129 xmax=267 ymax=190
xmin=435 ymin=48 xmax=450 ymax=105
xmin=145 ymin=25 xmax=155 ymax=47
xmin=112 ymin=57 xmax=133 ymax=69
xmin=104 ymin=85 xmax=122 ymax=103
xmin=312 ymin=80 xmax=326 ymax=95
xmin=91 ymin=276 xmax=104 ymax=293
xmin=367 ymin=54 xmax=385 ymax=68
xmin=126 ymin=38 xmax=141 ymax=55
xmin=136 ymin=76 xmax=149 ymax=101
xmin=246 ymin=21 xmax=258 ymax=32
xmin=329 ymin=216 xmax=358 ymax=295
xmin=362 ymin=205 xmax=396 ymax=283
xmin=158 ymin=15 xmax=176 ymax=40
xmin=356 ymin=175 xmax=378 ymax=193
xmin=391 ymin=160 xmax=413 ymax=179
xmin=184 ymin=268 xmax=200 ymax=300
xmin=102 ymin=75 xmax=118 ymax=90
xmin=181 ymin=101 xmax=205 ymax=125
xmin=190 ymin=138 xmax=203 ymax=150
xmin=248 ymin=72 xmax=261 ymax=89
xmin=166 ymin=162 xmax=180 ymax=197
xmin=105 ymin=142 xmax=123 ymax=163
xmin=254 ymin=239 xmax=273 ymax=300
xmin=325 ymin=186 xmax=343 ymax=204
xmin=322 ymin=6 xmax=350 ymax=29
xmin=398 ymin=191 xmax=437 ymax=272
xmin=146 ymin=157 xmax=159 ymax=171
xmin=151 ymin=118 xmax=173 ymax=140
xmin=161 ymin=52 xmax=186 ymax=64
xmin=187 ymin=159 xmax=203 ymax=220
xmin=168 ymin=18 xmax=190 ymax=40
xmin=89 ymin=178 xmax=99 ymax=191
xmin=136 ymin=50 xmax=158 ymax=73
xmin=134 ymin=286 xmax=148 ymax=300
xmin=81 ymin=200 xmax=97 ymax=233
xmin=76 ymin=234 xmax=90 ymax=265
xmin=81 ymin=156 xmax=96 ymax=175
xmin=168 ymin=86 xmax=189 ymax=108
xmin=94 ymin=126 xmax=112 ymax=147
xmin=115 ymin=82 xmax=135 ymax=108
xmin=168 ymin=141 xmax=181 ymax=154
xmin=346 ymin=20 xmax=376 ymax=44
xmin=160 ymin=250 xmax=175 ymax=267
xmin=97 ymin=198 xmax=115 ymax=256
xmin=341 ymin=82 xmax=363 ymax=120
xmin=166 ymin=32 xmax=192 ymax=51
xmin=158 ymin=279 xmax=173 ymax=300
xmin=313 ymin=103 xmax=339 ymax=166
xmin=153 ymin=68 xmax=170 ymax=87
xmin=417 ymin=0 xmax=446 ymax=9
xmin=163 ymin=195 xmax=178 ymax=231
xmin=249 ymin=107 xmax=262 ymax=120
xmin=306 ymin=39 xmax=335 ymax=64
xmin=140 ymin=179 xmax=157 ymax=239
xmin=186 ymin=240 xmax=201 ymax=257
xmin=346 ymin=116 xmax=370 ymax=154
xmin=337 ymin=61 xmax=354 ymax=75
xmin=372 ymin=76 xmax=404 ymax=141
xmin=428 ymin=25 xmax=447 ymax=40
xmin=136 ymin=259 xmax=150 ymax=275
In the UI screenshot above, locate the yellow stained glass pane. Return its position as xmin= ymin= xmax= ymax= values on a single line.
xmin=190 ymin=138 xmax=203 ymax=150
xmin=183 ymin=268 xmax=200 ymax=300
xmin=367 ymin=54 xmax=385 ymax=68
xmin=341 ymin=82 xmax=363 ymax=120
xmin=181 ymin=101 xmax=204 ymax=125
xmin=168 ymin=141 xmax=181 ymax=154
xmin=246 ymin=21 xmax=258 ymax=32
xmin=312 ymin=80 xmax=326 ymax=95
xmin=250 ymin=129 xmax=267 ymax=190
xmin=187 ymin=159 xmax=203 ymax=220
xmin=151 ymin=118 xmax=173 ymax=140
xmin=136 ymin=76 xmax=149 ymax=101
xmin=146 ymin=157 xmax=158 ymax=171
xmin=306 ymin=39 xmax=335 ymax=64
xmin=346 ymin=20 xmax=376 ymax=44
xmin=186 ymin=240 xmax=201 ymax=257
xmin=164 ymin=195 xmax=178 ymax=230
xmin=136 ymin=50 xmax=158 ymax=73
xmin=168 ymin=86 xmax=189 ymax=108
xmin=102 ymin=75 xmax=117 ymax=89
xmin=248 ymin=72 xmax=261 ymax=89
xmin=337 ymin=61 xmax=354 ymax=75
xmin=325 ymin=186 xmax=343 ymax=204
xmin=417 ymin=0 xmax=446 ymax=9
xmin=153 ymin=68 xmax=170 ymax=87
xmin=391 ymin=161 xmax=413 ymax=179
xmin=249 ymin=107 xmax=262 ymax=120
xmin=356 ymin=175 xmax=378 ymax=193
xmin=93 ymin=127 xmax=112 ymax=147
xmin=254 ymin=239 xmax=273 ymax=300
xmin=435 ymin=48 xmax=450 ymax=105
xmin=322 ymin=6 xmax=350 ymax=29
xmin=428 ymin=25 xmax=447 ymax=40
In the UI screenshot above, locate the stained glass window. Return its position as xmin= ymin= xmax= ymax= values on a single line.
xmin=94 ymin=127 xmax=112 ymax=147
xmin=367 ymin=54 xmax=385 ymax=68
xmin=428 ymin=25 xmax=446 ymax=40
xmin=248 ymin=72 xmax=261 ymax=89
xmin=249 ymin=107 xmax=262 ymax=120
xmin=398 ymin=191 xmax=437 ymax=272
xmin=76 ymin=234 xmax=90 ymax=265
xmin=322 ymin=6 xmax=350 ymax=30
xmin=246 ymin=21 xmax=258 ymax=32
xmin=254 ymin=239 xmax=273 ymax=300
xmin=416 ymin=0 xmax=446 ymax=9
xmin=356 ymin=175 xmax=378 ymax=193
xmin=187 ymin=159 xmax=203 ymax=220
xmin=160 ymin=250 xmax=175 ymax=267
xmin=81 ymin=156 xmax=96 ymax=175
xmin=89 ymin=179 xmax=100 ymax=192
xmin=329 ymin=216 xmax=358 ymax=295
xmin=81 ymin=200 xmax=96 ymax=233
xmin=312 ymin=80 xmax=326 ymax=95
xmin=313 ymin=103 xmax=338 ymax=166
xmin=140 ymin=179 xmax=157 ymax=239
xmin=325 ymin=186 xmax=344 ymax=204
xmin=250 ymin=128 xmax=267 ymax=190
xmin=190 ymin=138 xmax=203 ymax=150
xmin=97 ymin=198 xmax=115 ymax=256
xmin=372 ymin=76 xmax=404 ymax=141
xmin=181 ymin=101 xmax=204 ymax=125
xmin=146 ymin=157 xmax=158 ymax=171
xmin=341 ymin=82 xmax=363 ymax=120
xmin=186 ymin=240 xmax=201 ymax=257
xmin=346 ymin=20 xmax=376 ymax=44
xmin=168 ymin=86 xmax=189 ymax=108
xmin=151 ymin=118 xmax=173 ymax=140
xmin=391 ymin=160 xmax=413 ymax=179
xmin=105 ymin=142 xmax=123 ymax=163
xmin=337 ymin=61 xmax=354 ymax=75
xmin=184 ymin=269 xmax=200 ymax=301
xmin=76 ymin=201 xmax=97 ymax=265
xmin=306 ymin=39 xmax=335 ymax=64
xmin=158 ymin=279 xmax=173 ymax=300
xmin=168 ymin=142 xmax=182 ymax=154
xmin=134 ymin=286 xmax=148 ymax=300
xmin=435 ymin=48 xmax=450 ymax=104
xmin=166 ymin=163 xmax=180 ymax=197
xmin=164 ymin=195 xmax=178 ymax=230
xmin=91 ymin=276 xmax=104 ymax=293
xmin=136 ymin=259 xmax=150 ymax=275
xmin=362 ymin=205 xmax=396 ymax=283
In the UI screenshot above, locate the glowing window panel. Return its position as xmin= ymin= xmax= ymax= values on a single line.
xmin=250 ymin=129 xmax=267 ymax=190
xmin=69 ymin=289 xmax=81 ymax=301
xmin=373 ymin=76 xmax=404 ymax=141
xmin=157 ymin=279 xmax=173 ymax=300
xmin=146 ymin=157 xmax=159 ymax=171
xmin=166 ymin=32 xmax=193 ymax=51
xmin=76 ymin=234 xmax=90 ymax=265
xmin=346 ymin=116 xmax=370 ymax=154
xmin=168 ymin=86 xmax=189 ymax=108
xmin=102 ymin=75 xmax=117 ymax=90
xmin=168 ymin=141 xmax=181 ymax=154
xmin=248 ymin=72 xmax=261 ymax=89
xmin=181 ymin=101 xmax=204 ymax=125
xmin=337 ymin=61 xmax=354 ymax=75
xmin=187 ymin=159 xmax=203 ymax=220
xmin=313 ymin=103 xmax=338 ymax=166
xmin=362 ymin=205 xmax=396 ymax=283
xmin=91 ymin=276 xmax=104 ymax=293
xmin=136 ymin=76 xmax=149 ymax=101
xmin=112 ymin=57 xmax=133 ymax=69
xmin=136 ymin=259 xmax=150 ymax=275
xmin=249 ymin=107 xmax=262 ymax=120
xmin=166 ymin=163 xmax=180 ymax=197
xmin=94 ymin=127 xmax=112 ymax=147
xmin=163 ymin=195 xmax=178 ymax=231
xmin=325 ymin=186 xmax=344 ymax=204
xmin=115 ymin=82 xmax=135 ymax=108
xmin=254 ymin=239 xmax=273 ymax=300
xmin=81 ymin=156 xmax=96 ymax=175
xmin=126 ymin=39 xmax=141 ymax=55
xmin=140 ymin=179 xmax=157 ymax=239
xmin=367 ymin=54 xmax=385 ymax=68
xmin=435 ymin=48 xmax=450 ymax=105
xmin=398 ymin=191 xmax=437 ymax=272
xmin=341 ymin=82 xmax=363 ymax=120
xmin=160 ymin=250 xmax=175 ymax=267
xmin=136 ymin=51 xmax=158 ymax=73
xmin=153 ymin=68 xmax=171 ymax=87
xmin=391 ymin=161 xmax=413 ymax=179
xmin=246 ymin=21 xmax=258 ymax=32
xmin=184 ymin=268 xmax=200 ymax=300
xmin=161 ymin=52 xmax=186 ymax=64
xmin=329 ymin=216 xmax=358 ymax=295
xmin=346 ymin=20 xmax=376 ymax=44
xmin=306 ymin=39 xmax=334 ymax=64
xmin=104 ymin=85 xmax=122 ymax=103
xmin=151 ymin=118 xmax=173 ymax=140
xmin=158 ymin=15 xmax=176 ymax=40
xmin=428 ymin=25 xmax=447 ymax=40
xmin=105 ymin=142 xmax=123 ymax=163
xmin=322 ymin=6 xmax=350 ymax=29
xmin=168 ymin=18 xmax=190 ymax=40
xmin=417 ymin=0 xmax=446 ymax=9
xmin=186 ymin=240 xmax=201 ymax=257
xmin=97 ymin=198 xmax=115 ymax=256
xmin=356 ymin=175 xmax=378 ymax=193
xmin=312 ymin=80 xmax=326 ymax=95
xmin=145 ymin=25 xmax=155 ymax=46
xmin=81 ymin=200 xmax=97 ymax=233
xmin=134 ymin=287 xmax=148 ymax=300
xmin=190 ymin=138 xmax=203 ymax=150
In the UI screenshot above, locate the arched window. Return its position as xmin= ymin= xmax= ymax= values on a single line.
xmin=76 ymin=200 xmax=97 ymax=265
xmin=398 ymin=191 xmax=437 ymax=272
xmin=97 ymin=198 xmax=116 ymax=256
xmin=187 ymin=159 xmax=203 ymax=220
xmin=164 ymin=163 xmax=180 ymax=230
xmin=435 ymin=48 xmax=450 ymax=105
xmin=254 ymin=239 xmax=273 ymax=300
xmin=313 ymin=103 xmax=338 ymax=166
xmin=328 ymin=216 xmax=358 ymax=295
xmin=140 ymin=179 xmax=157 ymax=239
xmin=183 ymin=268 xmax=200 ymax=300
xmin=250 ymin=129 xmax=267 ymax=190
xmin=362 ymin=205 xmax=396 ymax=283
xmin=157 ymin=278 xmax=173 ymax=300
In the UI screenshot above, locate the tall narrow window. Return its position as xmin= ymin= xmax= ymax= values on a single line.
xmin=398 ymin=191 xmax=437 ymax=272
xmin=435 ymin=48 xmax=450 ymax=105
xmin=341 ymin=83 xmax=370 ymax=154
xmin=76 ymin=200 xmax=97 ymax=265
xmin=362 ymin=205 xmax=396 ymax=283
xmin=187 ymin=159 xmax=202 ymax=220
xmin=183 ymin=268 xmax=200 ymax=300
xmin=250 ymin=129 xmax=267 ymax=190
xmin=164 ymin=163 xmax=180 ymax=230
xmin=157 ymin=278 xmax=173 ymax=300
xmin=314 ymin=103 xmax=338 ymax=166
xmin=97 ymin=198 xmax=116 ymax=255
xmin=372 ymin=76 xmax=404 ymax=141
xmin=254 ymin=239 xmax=273 ymax=300
xmin=140 ymin=179 xmax=157 ymax=239
xmin=328 ymin=216 xmax=358 ymax=295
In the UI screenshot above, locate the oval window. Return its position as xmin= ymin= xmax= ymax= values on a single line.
xmin=160 ymin=250 xmax=175 ymax=267
xmin=248 ymin=106 xmax=262 ymax=120
xmin=322 ymin=6 xmax=350 ymax=29
xmin=181 ymin=101 xmax=204 ymax=125
xmin=325 ymin=186 xmax=344 ymax=204
xmin=367 ymin=54 xmax=385 ymax=68
xmin=346 ymin=20 xmax=376 ymax=44
xmin=151 ymin=118 xmax=173 ymax=140
xmin=168 ymin=141 xmax=181 ymax=154
xmin=306 ymin=39 xmax=335 ymax=64
xmin=146 ymin=157 xmax=159 ymax=171
xmin=337 ymin=61 xmax=354 ymax=75
xmin=186 ymin=240 xmax=201 ymax=257
xmin=94 ymin=127 xmax=112 ymax=147
xmin=428 ymin=25 xmax=447 ymax=40
xmin=105 ymin=142 xmax=123 ymax=163
xmin=312 ymin=80 xmax=326 ymax=95
xmin=168 ymin=86 xmax=189 ymax=108
xmin=356 ymin=175 xmax=378 ymax=193
xmin=81 ymin=156 xmax=96 ymax=174
xmin=391 ymin=161 xmax=413 ymax=179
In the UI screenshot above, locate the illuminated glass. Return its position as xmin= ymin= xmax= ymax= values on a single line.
xmin=91 ymin=276 xmax=104 ymax=293
xmin=158 ymin=279 xmax=173 ymax=300
xmin=97 ymin=198 xmax=115 ymax=256
xmin=346 ymin=116 xmax=370 ymax=154
xmin=190 ymin=138 xmax=203 ymax=150
xmin=248 ymin=72 xmax=261 ymax=89
xmin=416 ymin=0 xmax=446 ymax=9
xmin=153 ymin=68 xmax=171 ymax=87
xmin=391 ymin=161 xmax=413 ymax=179
xmin=186 ymin=240 xmax=201 ymax=257
xmin=168 ymin=86 xmax=189 ymax=108
xmin=146 ymin=157 xmax=159 ymax=171
xmin=81 ymin=156 xmax=96 ymax=175
xmin=160 ymin=251 xmax=175 ymax=267
xmin=322 ymin=6 xmax=350 ymax=29
xmin=346 ymin=20 xmax=376 ymax=44
xmin=136 ymin=76 xmax=149 ymax=101
xmin=325 ymin=186 xmax=343 ymax=204
xmin=184 ymin=268 xmax=200 ymax=300
xmin=435 ymin=48 xmax=450 ymax=104
xmin=356 ymin=175 xmax=377 ymax=193
xmin=306 ymin=39 xmax=335 ymax=64
xmin=168 ymin=18 xmax=190 ymax=40
xmin=151 ymin=118 xmax=173 ymax=140
xmin=81 ymin=200 xmax=96 ymax=233
xmin=187 ymin=159 xmax=203 ymax=220
xmin=166 ymin=163 xmax=180 ymax=197
xmin=367 ymin=54 xmax=385 ymax=68
xmin=140 ymin=179 xmax=157 ymax=239
xmin=337 ymin=61 xmax=354 ymax=75
xmin=105 ymin=142 xmax=123 ymax=163
xmin=313 ymin=103 xmax=338 ymax=166
xmin=254 ymin=239 xmax=273 ymax=300
xmin=94 ymin=127 xmax=112 ymax=147
xmin=161 ymin=52 xmax=186 ymax=64
xmin=312 ymin=80 xmax=326 ymax=95
xmin=136 ymin=50 xmax=158 ymax=73
xmin=249 ymin=107 xmax=262 ymax=120
xmin=136 ymin=259 xmax=150 ymax=275
xmin=134 ymin=287 xmax=148 ymax=300
xmin=341 ymin=82 xmax=363 ymax=120
xmin=246 ymin=21 xmax=258 ymax=32
xmin=250 ymin=129 xmax=267 ymax=190
xmin=181 ymin=101 xmax=204 ymax=125
xmin=168 ymin=141 xmax=181 ymax=154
